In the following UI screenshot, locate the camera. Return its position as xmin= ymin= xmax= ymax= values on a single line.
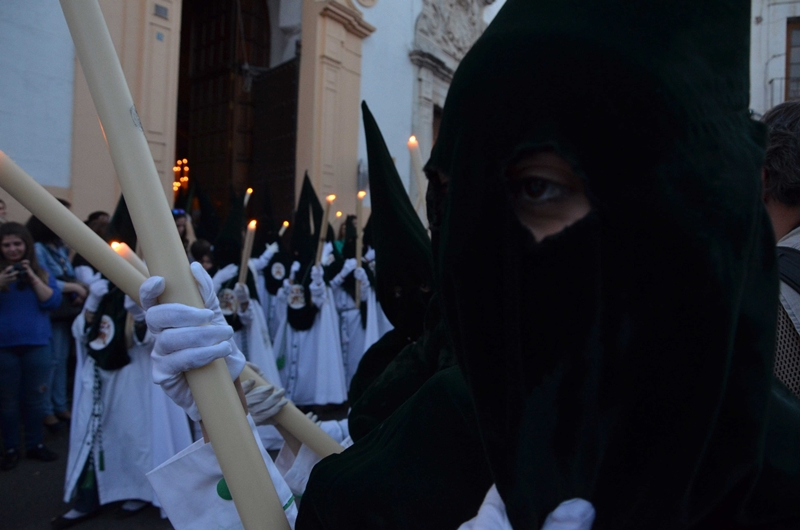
xmin=12 ymin=263 xmax=30 ymax=289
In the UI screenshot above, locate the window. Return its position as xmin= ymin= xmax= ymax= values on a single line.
xmin=786 ymin=19 xmax=800 ymax=100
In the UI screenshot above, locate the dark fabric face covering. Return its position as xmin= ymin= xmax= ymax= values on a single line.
xmin=430 ymin=0 xmax=800 ymax=528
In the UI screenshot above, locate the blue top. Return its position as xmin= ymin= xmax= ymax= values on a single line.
xmin=35 ymin=242 xmax=75 ymax=290
xmin=0 ymin=274 xmax=62 ymax=347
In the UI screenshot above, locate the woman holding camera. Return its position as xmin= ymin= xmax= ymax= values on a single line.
xmin=0 ymin=222 xmax=61 ymax=471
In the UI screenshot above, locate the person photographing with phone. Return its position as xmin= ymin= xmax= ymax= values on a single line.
xmin=0 ymin=222 xmax=62 ymax=471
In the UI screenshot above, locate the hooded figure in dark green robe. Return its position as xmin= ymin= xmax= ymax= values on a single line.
xmin=427 ymin=0 xmax=800 ymax=528
xmin=299 ymin=0 xmax=800 ymax=528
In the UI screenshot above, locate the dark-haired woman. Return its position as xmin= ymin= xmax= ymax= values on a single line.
xmin=27 ymin=213 xmax=87 ymax=430
xmin=0 ymin=222 xmax=61 ymax=470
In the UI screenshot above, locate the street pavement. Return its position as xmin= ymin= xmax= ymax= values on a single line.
xmin=0 ymin=424 xmax=172 ymax=530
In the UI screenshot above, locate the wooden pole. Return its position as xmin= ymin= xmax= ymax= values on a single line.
xmin=59 ymin=2 xmax=288 ymax=528
xmin=0 ymin=154 xmax=147 ymax=305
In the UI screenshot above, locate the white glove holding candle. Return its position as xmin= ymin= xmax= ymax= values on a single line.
xmin=252 ymin=242 xmax=279 ymax=271
xmin=124 ymin=294 xmax=147 ymax=322
xmin=142 ymin=262 xmax=246 ymax=422
xmin=309 ymin=265 xmax=326 ymax=308
xmin=363 ymin=247 xmax=375 ymax=263
xmin=84 ymin=278 xmax=109 ymax=312
xmin=353 ymin=267 xmax=370 ymax=290
xmin=241 ymin=378 xmax=288 ymax=426
xmin=212 ymin=263 xmax=238 ymax=293
xmin=321 ymin=242 xmax=334 ymax=266
xmin=233 ymin=282 xmax=250 ymax=305
xmin=289 ymin=261 xmax=301 ymax=281
xmin=330 ymin=258 xmax=357 ymax=287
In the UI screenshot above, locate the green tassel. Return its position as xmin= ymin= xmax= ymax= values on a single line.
xmin=276 ymin=356 xmax=285 ymax=370
xmin=98 ymin=450 xmax=105 ymax=472
xmin=81 ymin=466 xmax=95 ymax=490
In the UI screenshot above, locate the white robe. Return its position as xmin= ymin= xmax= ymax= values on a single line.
xmin=233 ymin=299 xmax=282 ymax=386
xmin=65 ymin=312 xmax=192 ymax=507
xmin=273 ymin=286 xmax=347 ymax=406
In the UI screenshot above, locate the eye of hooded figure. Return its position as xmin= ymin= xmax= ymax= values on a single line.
xmin=506 ymin=150 xmax=591 ymax=242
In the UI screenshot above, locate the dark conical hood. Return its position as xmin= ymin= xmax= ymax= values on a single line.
xmin=107 ymin=195 xmax=136 ymax=249
xmin=362 ymin=101 xmax=433 ymax=338
xmin=290 ymin=173 xmax=321 ymax=267
xmin=192 ymin=180 xmax=222 ymax=242
xmin=430 ymin=0 xmax=799 ymax=528
xmin=213 ymin=188 xmax=245 ymax=268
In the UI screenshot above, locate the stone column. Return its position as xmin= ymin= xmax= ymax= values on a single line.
xmin=296 ymin=0 xmax=374 ymax=216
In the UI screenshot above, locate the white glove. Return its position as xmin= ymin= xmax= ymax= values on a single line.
xmin=84 ymin=279 xmax=109 ymax=312
xmin=309 ymin=265 xmax=326 ymax=308
xmin=233 ymin=282 xmax=250 ymax=305
xmin=74 ymin=266 xmax=98 ymax=286
xmin=241 ymin=378 xmax=288 ymax=426
xmin=363 ymin=247 xmax=375 ymax=263
xmin=305 ymin=411 xmax=320 ymax=426
xmin=124 ymin=294 xmax=147 ymax=322
xmin=252 ymin=242 xmax=280 ymax=271
xmin=330 ymin=258 xmax=357 ymax=287
xmin=353 ymin=267 xmax=370 ymax=290
xmin=143 ymin=262 xmax=246 ymax=422
xmin=212 ymin=263 xmax=238 ymax=293
xmin=321 ymin=242 xmax=334 ymax=266
xmin=542 ymin=499 xmax=595 ymax=530
xmin=289 ymin=261 xmax=301 ymax=281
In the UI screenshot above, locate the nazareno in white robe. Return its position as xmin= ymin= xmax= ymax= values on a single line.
xmin=233 ymin=298 xmax=282 ymax=386
xmin=331 ymin=279 xmax=393 ymax=388
xmin=64 ymin=311 xmax=192 ymax=509
xmin=273 ymin=284 xmax=347 ymax=406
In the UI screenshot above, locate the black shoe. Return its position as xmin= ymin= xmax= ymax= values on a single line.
xmin=1 ymin=448 xmax=19 ymax=471
xmin=50 ymin=510 xmax=99 ymax=529
xmin=26 ymin=443 xmax=58 ymax=462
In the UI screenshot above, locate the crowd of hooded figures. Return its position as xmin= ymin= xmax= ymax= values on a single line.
xmin=1 ymin=158 xmax=394 ymax=528
xmin=4 ymin=0 xmax=800 ymax=529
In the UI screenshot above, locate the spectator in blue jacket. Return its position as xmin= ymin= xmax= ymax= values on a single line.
xmin=0 ymin=222 xmax=62 ymax=471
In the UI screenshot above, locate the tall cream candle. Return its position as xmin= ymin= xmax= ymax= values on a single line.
xmin=244 ymin=187 xmax=253 ymax=208
xmin=315 ymin=194 xmax=336 ymax=265
xmin=0 ymin=153 xmax=147 ymax=305
xmin=239 ymin=220 xmax=257 ymax=285
xmin=111 ymin=242 xmax=149 ymax=277
xmin=407 ymin=136 xmax=427 ymax=212
xmin=278 ymin=220 xmax=289 ymax=237
xmin=354 ymin=190 xmax=367 ymax=308
xmin=240 ymin=366 xmax=344 ymax=458
xmin=59 ymin=2 xmax=287 ymax=528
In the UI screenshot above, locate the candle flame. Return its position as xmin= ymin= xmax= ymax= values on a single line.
xmin=408 ymin=135 xmax=419 ymax=148
xmin=173 ymin=166 xmax=180 ymax=172
xmin=110 ymin=241 xmax=121 ymax=251
xmin=248 ymin=220 xmax=257 ymax=229
xmin=177 ymin=160 xmax=183 ymax=166
xmin=358 ymin=190 xmax=367 ymax=199
xmin=246 ymin=187 xmax=253 ymax=195
xmin=183 ymin=166 xmax=189 ymax=172
xmin=182 ymin=158 xmax=188 ymax=164
xmin=326 ymin=194 xmax=336 ymax=203
xmin=336 ymin=211 xmax=343 ymax=218
xmin=282 ymin=221 xmax=290 ymax=227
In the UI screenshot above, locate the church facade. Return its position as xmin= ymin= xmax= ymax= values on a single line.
xmin=0 ymin=0 xmax=503 ymax=226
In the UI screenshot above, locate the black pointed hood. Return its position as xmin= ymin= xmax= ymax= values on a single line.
xmin=107 ymin=195 xmax=136 ymax=249
xmin=362 ymin=101 xmax=434 ymax=338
